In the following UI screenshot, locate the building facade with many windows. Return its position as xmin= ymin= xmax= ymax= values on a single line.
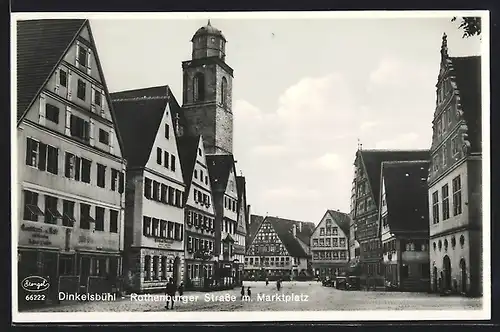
xmin=111 ymin=86 xmax=186 ymax=292
xmin=379 ymin=161 xmax=430 ymax=292
xmin=310 ymin=210 xmax=351 ymax=278
xmin=427 ymin=34 xmax=482 ymax=296
xmin=178 ymin=135 xmax=217 ymax=290
xmin=17 ymin=20 xmax=127 ymax=306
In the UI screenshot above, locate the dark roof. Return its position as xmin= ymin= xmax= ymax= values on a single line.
xmin=247 ymin=214 xmax=265 ymax=244
xmin=206 ymin=155 xmax=235 ymax=193
xmin=236 ymin=176 xmax=246 ymax=212
xmin=111 ymin=85 xmax=181 ymax=168
xmin=177 ymin=135 xmax=201 ymax=201
xmin=359 ymin=150 xmax=430 ymax=207
xmin=382 ymin=161 xmax=430 ymax=234
xmin=326 ymin=210 xmax=351 ymax=235
xmin=267 ymin=216 xmax=314 ymax=258
xmin=192 ymin=20 xmax=226 ymax=41
xmin=17 ymin=19 xmax=86 ymax=122
xmin=450 ymin=56 xmax=482 ymax=153
xmin=223 ymin=233 xmax=235 ymax=243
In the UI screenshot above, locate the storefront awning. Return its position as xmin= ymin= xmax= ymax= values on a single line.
xmin=47 ymin=208 xmax=63 ymax=219
xmin=27 ymin=204 xmax=45 ymax=216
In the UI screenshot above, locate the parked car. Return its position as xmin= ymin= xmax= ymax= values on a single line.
xmin=335 ymin=276 xmax=348 ymax=290
xmin=322 ymin=277 xmax=334 ymax=287
xmin=346 ymin=276 xmax=361 ymax=290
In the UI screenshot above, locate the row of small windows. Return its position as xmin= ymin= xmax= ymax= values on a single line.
xmin=312 ymin=251 xmax=347 ymax=260
xmin=186 ymin=210 xmax=214 ymax=231
xmin=432 ymin=136 xmax=462 ymax=173
xmin=193 ymin=188 xmax=211 ymax=207
xmin=143 ymin=177 xmax=183 ymax=208
xmin=187 ymin=236 xmax=214 ymax=253
xmin=312 ymin=237 xmax=346 ymax=247
xmin=432 ymin=175 xmax=462 ymax=224
xmin=194 ymin=168 xmax=209 ymax=185
xmin=361 ymin=239 xmax=381 ymax=252
xmin=156 ymin=147 xmax=176 ymax=172
xmin=23 ymin=190 xmax=118 ymax=232
xmin=252 ymin=244 xmax=284 ymax=254
xmin=192 ymin=73 xmax=229 ymax=106
xmin=224 ymin=196 xmax=237 ymax=212
xmin=245 ymin=256 xmax=292 ymax=266
xmin=432 ymin=235 xmax=465 ymax=251
xmin=254 ymin=232 xmax=279 ymax=242
xmin=221 ymin=219 xmax=236 ymax=235
xmin=142 ymin=216 xmax=183 ymax=240
xmin=143 ymin=256 xmax=176 ymax=281
xmin=319 ymin=227 xmax=339 ymax=236
xmin=26 ymin=138 xmax=124 ymax=192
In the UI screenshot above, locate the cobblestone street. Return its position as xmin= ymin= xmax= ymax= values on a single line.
xmin=23 ymin=281 xmax=482 ymax=312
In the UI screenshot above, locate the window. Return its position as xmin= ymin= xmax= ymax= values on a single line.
xmin=168 ymin=222 xmax=174 ymax=239
xmin=99 ymin=129 xmax=109 ymax=145
xmin=442 ymin=146 xmax=447 ymax=167
xmin=339 ymin=238 xmax=346 ymax=247
xmin=78 ymin=46 xmax=87 ymax=67
xmin=194 ymin=170 xmax=198 ymax=179
xmin=205 ymin=176 xmax=208 ymax=184
xmin=170 ymin=155 xmax=176 ymax=171
xmin=111 ymin=168 xmax=124 ymax=193
xmin=46 ymin=145 xmax=58 ymax=175
xmin=59 ymin=70 xmax=67 ymax=87
xmin=77 ymin=79 xmax=86 ymax=100
xmin=25 ymin=138 xmax=39 ymax=168
xmin=320 ymin=228 xmax=325 ymax=236
xmin=163 ymin=151 xmax=169 ymax=168
xmin=332 ymin=227 xmax=338 ymax=236
xmin=65 ymin=152 xmax=79 ymax=180
xmin=198 ymin=148 xmax=202 ymax=156
xmin=110 ymin=210 xmax=118 ymax=233
xmin=152 ymin=219 xmax=160 ymax=237
xmin=70 ymin=115 xmax=90 ymax=141
xmin=165 ymin=124 xmax=170 ymax=139
xmin=452 ymin=136 xmax=460 ymax=156
xmin=442 ymin=111 xmax=448 ymax=134
xmin=143 ymin=216 xmax=151 ymax=236
xmin=433 ymin=154 xmax=439 ymax=172
xmin=452 ymin=176 xmax=462 ymax=216
xmin=432 ymin=191 xmax=439 ymax=224
xmin=81 ymin=158 xmax=91 ymax=184
xmin=62 ymin=200 xmax=76 ymax=227
xmin=44 ymin=195 xmax=60 ymax=224
xmin=94 ymin=90 xmax=101 ymax=106
xmin=96 ymin=163 xmax=106 ymax=188
xmin=193 ymin=73 xmax=205 ymax=101
xmin=157 ymin=147 xmax=162 ymax=165
xmin=160 ymin=184 xmax=168 ymax=203
xmin=325 ymin=238 xmax=331 ymax=246
xmin=221 ymin=77 xmax=228 ymax=105
xmin=144 ymin=256 xmax=151 ymax=281
xmin=442 ymin=184 xmax=450 ymax=221
xmin=46 ymin=104 xmax=59 ymax=124
xmin=80 ymin=203 xmax=91 ymax=230
xmin=153 ymin=256 xmax=159 ymax=279
xmin=437 ymin=120 xmax=442 ymax=138
xmin=59 ymin=255 xmax=74 ymax=275
xmin=144 ymin=178 xmax=152 ymax=199
xmin=152 ymin=181 xmax=160 ymax=201
xmin=95 ymin=206 xmax=105 ymax=231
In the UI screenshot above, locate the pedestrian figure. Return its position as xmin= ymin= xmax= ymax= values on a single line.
xmin=178 ymin=282 xmax=184 ymax=297
xmin=165 ymin=278 xmax=176 ymax=310
xmin=265 ymin=277 xmax=269 ymax=286
xmin=240 ymin=285 xmax=245 ymax=299
xmin=276 ymin=279 xmax=281 ymax=291
xmin=247 ymin=287 xmax=251 ymax=297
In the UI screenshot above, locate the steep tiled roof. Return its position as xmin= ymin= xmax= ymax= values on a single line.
xmin=326 ymin=210 xmax=351 ymax=235
xmin=177 ymin=135 xmax=201 ymax=203
xmin=111 ymin=85 xmax=181 ymax=168
xmin=206 ymin=155 xmax=235 ymax=193
xmin=382 ymin=161 xmax=430 ymax=234
xmin=247 ymin=214 xmax=265 ymax=244
xmin=359 ymin=150 xmax=430 ymax=207
xmin=450 ymin=56 xmax=482 ymax=153
xmin=235 ymin=176 xmax=247 ymax=235
xmin=267 ymin=216 xmax=314 ymax=258
xmin=16 ymin=19 xmax=86 ymax=121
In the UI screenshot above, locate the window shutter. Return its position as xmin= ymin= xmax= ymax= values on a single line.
xmin=38 ymin=143 xmax=47 ymax=171
xmin=75 ymin=157 xmax=81 ymax=181
xmin=54 ymin=69 xmax=60 ymax=93
xmin=87 ymin=49 xmax=92 ymax=75
xmin=75 ymin=42 xmax=80 ymax=66
xmin=89 ymin=118 xmax=95 ymax=146
xmin=101 ymin=90 xmax=107 ymax=118
xmin=109 ymin=131 xmax=114 ymax=154
xmin=25 ymin=138 xmax=32 ymax=165
xmin=39 ymin=94 xmax=46 ymax=126
xmin=91 ymin=87 xmax=96 ymax=109
xmin=65 ymin=108 xmax=72 ymax=135
xmin=118 ymin=172 xmax=124 ymax=193
xmin=67 ymin=70 xmax=73 ymax=100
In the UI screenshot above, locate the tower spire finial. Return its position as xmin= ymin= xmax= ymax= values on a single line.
xmin=207 ymin=19 xmax=211 ymax=26
xmin=441 ymin=32 xmax=448 ymax=58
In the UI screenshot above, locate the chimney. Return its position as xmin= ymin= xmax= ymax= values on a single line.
xmin=298 ymin=222 xmax=302 ymax=233
xmin=292 ymin=224 xmax=297 ymax=237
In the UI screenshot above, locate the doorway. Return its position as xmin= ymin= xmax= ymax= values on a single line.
xmin=433 ymin=266 xmax=438 ymax=292
xmin=460 ymin=259 xmax=467 ymax=294
xmin=443 ymin=255 xmax=452 ymax=290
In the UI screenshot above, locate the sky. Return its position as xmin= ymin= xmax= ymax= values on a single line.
xmin=89 ymin=14 xmax=482 ymax=224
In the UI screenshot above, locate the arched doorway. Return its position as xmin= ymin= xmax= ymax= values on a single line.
xmin=460 ymin=259 xmax=467 ymax=294
xmin=173 ymin=257 xmax=181 ymax=286
xmin=433 ymin=266 xmax=438 ymax=292
xmin=443 ymin=255 xmax=452 ymax=291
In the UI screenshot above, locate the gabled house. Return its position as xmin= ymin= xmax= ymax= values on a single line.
xmin=178 ymin=135 xmax=217 ymax=289
xmin=427 ymin=34 xmax=482 ymax=296
xmin=378 ymin=161 xmax=430 ymax=292
xmin=350 ymin=148 xmax=430 ymax=286
xmin=16 ymin=19 xmax=127 ymax=306
xmin=111 ymin=85 xmax=186 ymax=292
xmin=244 ymin=216 xmax=314 ymax=280
xmin=234 ymin=176 xmax=248 ymax=284
xmin=206 ymin=154 xmax=239 ymax=287
xmin=310 ymin=210 xmax=351 ymax=278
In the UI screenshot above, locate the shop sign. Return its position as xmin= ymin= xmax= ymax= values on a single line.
xmin=19 ymin=222 xmax=65 ymax=249
xmin=154 ymin=238 xmax=174 ymax=249
xmin=74 ymin=230 xmax=118 ymax=251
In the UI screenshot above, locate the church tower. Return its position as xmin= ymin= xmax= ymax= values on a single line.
xmin=181 ymin=20 xmax=234 ymax=155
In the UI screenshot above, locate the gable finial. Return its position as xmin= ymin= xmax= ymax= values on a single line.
xmin=441 ymin=32 xmax=448 ymax=58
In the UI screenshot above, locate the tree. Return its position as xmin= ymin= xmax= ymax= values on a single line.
xmin=451 ymin=17 xmax=481 ymax=38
